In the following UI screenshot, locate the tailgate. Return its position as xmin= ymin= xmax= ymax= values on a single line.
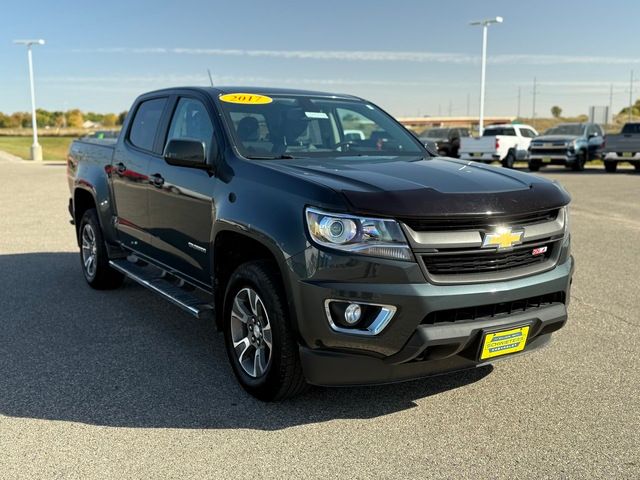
xmin=459 ymin=137 xmax=496 ymax=154
xmin=603 ymin=134 xmax=640 ymax=153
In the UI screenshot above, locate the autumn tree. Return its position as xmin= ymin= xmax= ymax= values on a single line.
xmin=66 ymin=109 xmax=84 ymax=128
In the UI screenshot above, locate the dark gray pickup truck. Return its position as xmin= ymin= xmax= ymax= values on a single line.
xmin=601 ymin=123 xmax=640 ymax=172
xmin=67 ymin=87 xmax=574 ymax=400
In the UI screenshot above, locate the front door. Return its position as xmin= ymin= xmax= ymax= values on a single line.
xmin=147 ymin=96 xmax=217 ymax=287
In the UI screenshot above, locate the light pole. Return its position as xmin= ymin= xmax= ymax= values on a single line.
xmin=13 ymin=39 xmax=45 ymax=161
xmin=469 ymin=17 xmax=503 ymax=136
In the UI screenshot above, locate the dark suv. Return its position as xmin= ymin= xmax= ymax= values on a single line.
xmin=419 ymin=127 xmax=470 ymax=157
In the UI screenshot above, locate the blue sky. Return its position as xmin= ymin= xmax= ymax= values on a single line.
xmin=1 ymin=0 xmax=639 ymax=117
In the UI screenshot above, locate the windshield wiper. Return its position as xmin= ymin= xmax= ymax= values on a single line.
xmin=244 ymin=154 xmax=300 ymax=160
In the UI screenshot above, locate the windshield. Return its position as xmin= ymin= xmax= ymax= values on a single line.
xmin=422 ymin=128 xmax=449 ymax=138
xmin=217 ymin=94 xmax=424 ymax=159
xmin=544 ymin=124 xmax=585 ymax=136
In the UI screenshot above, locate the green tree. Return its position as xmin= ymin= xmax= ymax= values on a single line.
xmin=551 ymin=106 xmax=562 ymax=118
xmin=102 ymin=113 xmax=117 ymax=127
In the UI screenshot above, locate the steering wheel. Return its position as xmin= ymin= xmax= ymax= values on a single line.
xmin=333 ymin=140 xmax=358 ymax=152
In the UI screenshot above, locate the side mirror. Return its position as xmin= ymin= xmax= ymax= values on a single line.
xmin=164 ymin=139 xmax=207 ymax=168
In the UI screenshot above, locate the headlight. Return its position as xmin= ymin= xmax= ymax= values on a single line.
xmin=563 ymin=205 xmax=570 ymax=235
xmin=305 ymin=207 xmax=413 ymax=261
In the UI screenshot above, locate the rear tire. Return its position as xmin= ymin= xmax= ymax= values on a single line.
xmin=632 ymin=161 xmax=640 ymax=172
xmin=78 ymin=209 xmax=124 ymax=290
xmin=501 ymin=151 xmax=516 ymax=169
xmin=223 ymin=261 xmax=307 ymax=401
xmin=572 ymin=151 xmax=586 ymax=171
xmin=604 ymin=161 xmax=618 ymax=173
xmin=528 ymin=160 xmax=541 ymax=172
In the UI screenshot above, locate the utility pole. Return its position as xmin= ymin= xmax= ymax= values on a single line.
xmin=609 ymin=83 xmax=613 ymax=126
xmin=517 ymin=86 xmax=521 ymax=118
xmin=532 ymin=77 xmax=538 ymax=128
xmin=629 ymin=70 xmax=634 ymax=122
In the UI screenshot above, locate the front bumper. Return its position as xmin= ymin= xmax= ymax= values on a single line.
xmin=287 ymin=246 xmax=574 ymax=386
xmin=528 ymin=149 xmax=576 ymax=164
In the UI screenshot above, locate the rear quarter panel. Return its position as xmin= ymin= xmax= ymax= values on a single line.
xmin=68 ymin=139 xmax=118 ymax=243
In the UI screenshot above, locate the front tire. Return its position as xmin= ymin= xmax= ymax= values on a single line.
xmin=223 ymin=261 xmax=307 ymax=401
xmin=78 ymin=209 xmax=124 ymax=289
xmin=528 ymin=160 xmax=541 ymax=172
xmin=604 ymin=161 xmax=618 ymax=173
xmin=572 ymin=151 xmax=586 ymax=171
xmin=502 ymin=151 xmax=516 ymax=169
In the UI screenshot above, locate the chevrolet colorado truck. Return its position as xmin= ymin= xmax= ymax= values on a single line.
xmin=459 ymin=124 xmax=538 ymax=168
xmin=67 ymin=87 xmax=574 ymax=401
xmin=528 ymin=122 xmax=604 ymax=172
xmin=600 ymin=122 xmax=640 ymax=173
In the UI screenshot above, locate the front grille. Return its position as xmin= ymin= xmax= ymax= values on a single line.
xmin=530 ymin=148 xmax=570 ymax=155
xmin=401 ymin=209 xmax=558 ymax=232
xmin=422 ymin=291 xmax=565 ymax=325
xmin=421 ymin=240 xmax=554 ymax=275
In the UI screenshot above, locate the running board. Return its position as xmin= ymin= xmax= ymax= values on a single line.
xmin=109 ymin=259 xmax=214 ymax=319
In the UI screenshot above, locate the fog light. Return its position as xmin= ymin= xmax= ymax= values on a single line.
xmin=344 ymin=303 xmax=362 ymax=325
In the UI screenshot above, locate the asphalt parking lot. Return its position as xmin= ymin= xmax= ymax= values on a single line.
xmin=0 ymin=154 xmax=638 ymax=479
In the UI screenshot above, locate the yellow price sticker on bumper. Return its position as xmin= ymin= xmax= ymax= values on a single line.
xmin=219 ymin=93 xmax=273 ymax=105
xmin=480 ymin=326 xmax=529 ymax=360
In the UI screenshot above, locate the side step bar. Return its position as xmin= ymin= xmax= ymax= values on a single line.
xmin=109 ymin=259 xmax=214 ymax=319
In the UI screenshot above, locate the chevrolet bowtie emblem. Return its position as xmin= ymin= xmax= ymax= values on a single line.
xmin=482 ymin=228 xmax=524 ymax=249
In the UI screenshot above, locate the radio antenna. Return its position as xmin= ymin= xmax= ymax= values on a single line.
xmin=207 ymin=69 xmax=214 ymax=86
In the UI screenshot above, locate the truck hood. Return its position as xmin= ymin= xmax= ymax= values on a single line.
xmin=532 ymin=134 xmax=580 ymax=143
xmin=262 ymin=156 xmax=570 ymax=217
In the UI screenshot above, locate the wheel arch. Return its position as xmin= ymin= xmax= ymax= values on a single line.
xmin=212 ymin=227 xmax=298 ymax=334
xmin=73 ymin=187 xmax=98 ymax=245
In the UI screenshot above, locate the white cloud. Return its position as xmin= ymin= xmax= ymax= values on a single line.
xmin=71 ymin=47 xmax=640 ymax=65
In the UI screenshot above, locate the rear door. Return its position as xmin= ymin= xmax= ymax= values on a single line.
xmin=146 ymin=94 xmax=219 ymax=287
xmin=111 ymin=96 xmax=168 ymax=256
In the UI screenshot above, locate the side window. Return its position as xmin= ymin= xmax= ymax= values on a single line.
xmin=167 ymin=98 xmax=214 ymax=153
xmin=521 ymin=128 xmax=535 ymax=138
xmin=129 ymin=97 xmax=167 ymax=152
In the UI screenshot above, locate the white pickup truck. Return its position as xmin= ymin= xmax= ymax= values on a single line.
xmin=459 ymin=124 xmax=538 ymax=168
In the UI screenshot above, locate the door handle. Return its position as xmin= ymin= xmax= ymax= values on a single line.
xmin=150 ymin=173 xmax=165 ymax=187
xmin=116 ymin=162 xmax=126 ymax=174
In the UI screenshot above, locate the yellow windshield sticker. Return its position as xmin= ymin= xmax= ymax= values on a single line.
xmin=219 ymin=93 xmax=273 ymax=105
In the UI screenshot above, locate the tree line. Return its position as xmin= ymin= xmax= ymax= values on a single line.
xmin=0 ymin=110 xmax=128 ymax=129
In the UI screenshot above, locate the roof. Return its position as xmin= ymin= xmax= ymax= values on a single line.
xmin=140 ymin=86 xmax=362 ymax=101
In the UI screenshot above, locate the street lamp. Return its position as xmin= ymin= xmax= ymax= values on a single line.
xmin=13 ymin=39 xmax=45 ymax=161
xmin=469 ymin=17 xmax=502 ymax=136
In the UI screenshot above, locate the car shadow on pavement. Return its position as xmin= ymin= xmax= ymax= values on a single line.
xmin=0 ymin=252 xmax=492 ymax=430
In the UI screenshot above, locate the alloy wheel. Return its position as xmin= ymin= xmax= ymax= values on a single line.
xmin=230 ymin=287 xmax=273 ymax=378
xmin=81 ymin=223 xmax=98 ymax=278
